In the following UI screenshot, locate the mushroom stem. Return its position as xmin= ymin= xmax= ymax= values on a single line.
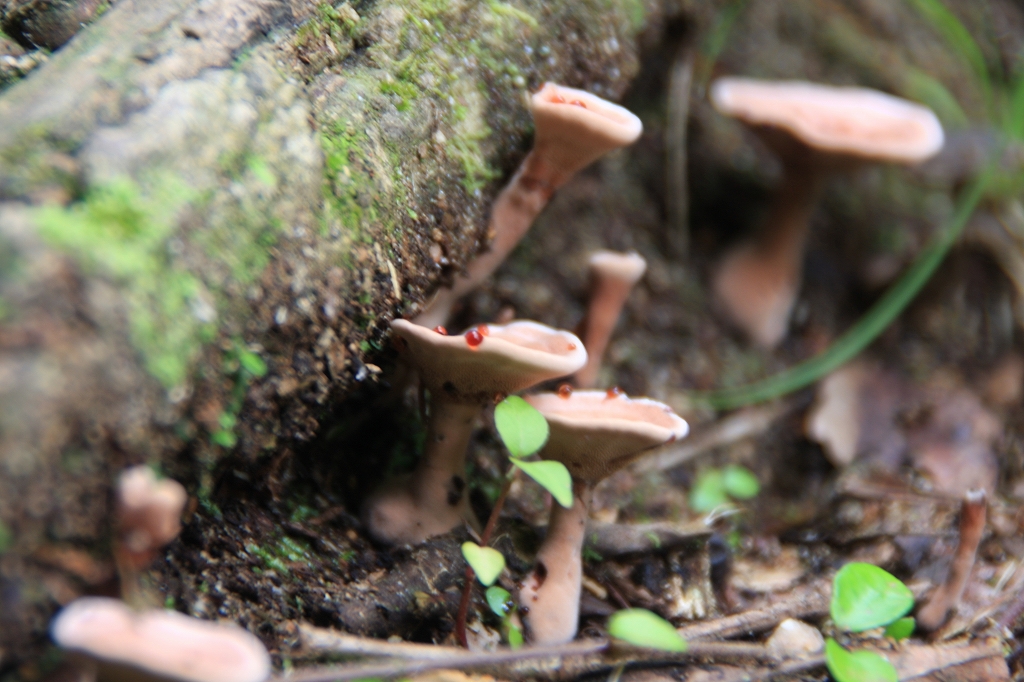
xmin=574 ymin=251 xmax=646 ymax=388
xmin=363 ymin=396 xmax=479 ymax=545
xmin=712 ymin=165 xmax=822 ymax=347
xmin=414 ymin=158 xmax=551 ymax=329
xmin=518 ymin=480 xmax=591 ymax=645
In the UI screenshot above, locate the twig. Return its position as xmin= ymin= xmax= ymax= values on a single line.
xmin=633 ymin=402 xmax=793 ymax=474
xmin=586 ymin=520 xmax=711 ymax=557
xmin=284 ymin=638 xmax=609 ymax=682
xmin=665 ymin=43 xmax=694 ymax=258
xmin=917 ymin=490 xmax=987 ymax=632
xmin=291 ymin=631 xmax=786 ymax=682
xmin=675 ymin=577 xmax=832 ymax=641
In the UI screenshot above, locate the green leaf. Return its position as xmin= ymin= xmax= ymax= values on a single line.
xmin=211 ymin=429 xmax=237 ymax=448
xmin=461 ymin=542 xmax=505 ymax=586
xmin=494 ymin=396 xmax=549 ymax=458
xmin=0 ymin=520 xmax=11 ymax=553
xmin=485 ymin=585 xmax=513 ymax=617
xmin=238 ymin=349 xmax=268 ymax=377
xmin=884 ymin=617 xmax=915 ymax=641
xmin=825 ymin=638 xmax=897 ymax=682
xmin=722 ymin=465 xmax=759 ymax=499
xmin=831 ymin=563 xmax=915 ymax=632
xmin=689 ymin=469 xmax=730 ymax=513
xmin=506 ymin=624 xmax=523 ymax=649
xmin=607 ymin=609 xmax=687 ymax=652
xmin=509 ymin=458 xmax=573 ymax=508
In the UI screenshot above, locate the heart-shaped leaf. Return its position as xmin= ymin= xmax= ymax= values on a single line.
xmin=825 ymin=638 xmax=897 ymax=682
xmin=485 ymin=585 xmax=513 ymax=617
xmin=461 ymin=542 xmax=505 ymax=586
xmin=689 ymin=469 xmax=729 ymax=513
xmin=607 ymin=609 xmax=687 ymax=652
xmin=723 ymin=464 xmax=760 ymax=499
xmin=831 ymin=563 xmax=914 ymax=632
xmin=884 ymin=617 xmax=915 ymax=641
xmin=495 ymin=396 xmax=549 ymax=458
xmin=510 ymin=458 xmax=573 ymax=508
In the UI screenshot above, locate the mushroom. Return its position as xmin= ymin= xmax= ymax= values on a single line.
xmin=517 ymin=389 xmax=688 ymax=644
xmin=116 ymin=466 xmax=188 ymax=572
xmin=50 ymin=597 xmax=271 ymax=682
xmin=414 ymin=83 xmax=643 ymax=329
xmin=709 ymin=78 xmax=944 ymax=347
xmin=363 ymin=319 xmax=587 ymax=545
xmin=573 ymin=250 xmax=647 ymax=388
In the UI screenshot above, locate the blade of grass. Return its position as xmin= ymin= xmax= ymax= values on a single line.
xmin=687 ymin=168 xmax=992 ymax=410
xmin=694 ymin=0 xmax=749 ymax=89
xmin=906 ymin=0 xmax=994 ymax=118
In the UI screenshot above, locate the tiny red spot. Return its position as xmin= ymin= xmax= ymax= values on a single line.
xmin=465 ymin=328 xmax=484 ymax=348
xmin=569 ymin=99 xmax=587 ymax=108
xmin=550 ymin=93 xmax=566 ymax=104
xmin=567 ymin=342 xmax=577 ymax=351
xmin=606 ymin=386 xmax=624 ymax=398
xmin=557 ymin=383 xmax=573 ymax=399
xmin=433 ymin=326 xmax=448 ymax=336
xmin=478 ymin=324 xmax=490 ymax=337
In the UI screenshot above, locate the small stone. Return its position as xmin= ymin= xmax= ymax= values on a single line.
xmin=765 ymin=618 xmax=824 ymax=657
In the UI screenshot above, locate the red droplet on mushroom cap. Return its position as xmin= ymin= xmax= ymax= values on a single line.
xmin=478 ymin=324 xmax=490 ymax=336
xmin=434 ymin=326 xmax=448 ymax=336
xmin=606 ymin=386 xmax=624 ymax=398
xmin=557 ymin=383 xmax=573 ymax=399
xmin=390 ymin=319 xmax=588 ymax=403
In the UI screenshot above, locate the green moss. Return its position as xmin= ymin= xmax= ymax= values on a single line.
xmin=245 ymin=534 xmax=313 ymax=576
xmin=486 ymin=0 xmax=538 ymax=28
xmin=36 ymin=176 xmax=210 ymax=388
xmin=293 ymin=2 xmax=360 ymax=74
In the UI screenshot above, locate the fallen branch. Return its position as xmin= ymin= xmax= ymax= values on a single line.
xmin=294 ymin=627 xmax=786 ymax=681
xmin=634 ymin=402 xmax=793 ymax=474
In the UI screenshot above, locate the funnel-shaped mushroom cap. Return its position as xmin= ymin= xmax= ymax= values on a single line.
xmin=392 ymin=319 xmax=587 ymax=403
xmin=51 ymin=597 xmax=271 ymax=682
xmin=710 ymin=78 xmax=944 ymax=163
xmin=526 ymin=390 xmax=688 ymax=482
xmin=588 ymin=250 xmax=647 ymax=284
xmin=530 ymin=83 xmax=643 ymax=187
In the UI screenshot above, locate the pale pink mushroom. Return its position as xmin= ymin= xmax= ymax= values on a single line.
xmin=50 ymin=597 xmax=270 ymax=682
xmin=709 ymin=78 xmax=944 ymax=347
xmin=363 ymin=319 xmax=587 ymax=545
xmin=573 ymin=250 xmax=647 ymax=388
xmin=518 ymin=390 xmax=688 ymax=644
xmin=414 ymin=84 xmax=643 ymax=329
xmin=116 ymin=466 xmax=187 ymax=571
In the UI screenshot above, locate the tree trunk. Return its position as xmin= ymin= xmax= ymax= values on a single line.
xmin=0 ymin=0 xmax=658 ymax=661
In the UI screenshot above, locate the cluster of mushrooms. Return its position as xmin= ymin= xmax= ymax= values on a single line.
xmin=51 ymin=466 xmax=272 ymax=682
xmin=367 ymin=77 xmax=947 ymax=646
xmin=47 ymin=76 xmax=949 ymax=676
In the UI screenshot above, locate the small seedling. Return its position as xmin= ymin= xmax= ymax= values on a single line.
xmin=485 ymin=586 xmax=523 ymax=649
xmin=689 ymin=465 xmax=760 ymax=512
xmin=607 ymin=609 xmax=687 ymax=652
xmin=825 ymin=638 xmax=897 ymax=682
xmin=825 ymin=563 xmax=914 ymax=682
xmin=494 ymin=396 xmax=573 ymax=507
xmin=831 ymin=562 xmax=914 ymax=632
xmin=461 ymin=542 xmax=505 ymax=586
